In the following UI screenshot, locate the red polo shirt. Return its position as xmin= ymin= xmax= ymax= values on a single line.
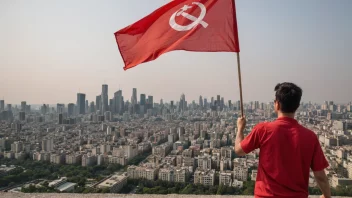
xmin=241 ymin=117 xmax=329 ymax=198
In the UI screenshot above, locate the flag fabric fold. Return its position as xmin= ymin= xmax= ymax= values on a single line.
xmin=115 ymin=0 xmax=240 ymax=70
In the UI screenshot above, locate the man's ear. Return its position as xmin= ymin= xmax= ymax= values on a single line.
xmin=275 ymin=101 xmax=280 ymax=112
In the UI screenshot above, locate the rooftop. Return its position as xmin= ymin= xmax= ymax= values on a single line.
xmin=98 ymin=174 xmax=127 ymax=188
xmin=56 ymin=182 xmax=77 ymax=192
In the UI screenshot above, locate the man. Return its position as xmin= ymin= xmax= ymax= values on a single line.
xmin=234 ymin=82 xmax=330 ymax=198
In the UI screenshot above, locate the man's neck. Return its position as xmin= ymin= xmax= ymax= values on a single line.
xmin=277 ymin=112 xmax=295 ymax=119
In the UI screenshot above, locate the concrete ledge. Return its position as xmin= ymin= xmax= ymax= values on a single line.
xmin=0 ymin=194 xmax=350 ymax=198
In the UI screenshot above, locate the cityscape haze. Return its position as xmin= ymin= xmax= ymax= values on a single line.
xmin=1 ymin=0 xmax=352 ymax=104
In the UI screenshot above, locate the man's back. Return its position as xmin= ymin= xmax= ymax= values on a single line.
xmin=241 ymin=117 xmax=329 ymax=198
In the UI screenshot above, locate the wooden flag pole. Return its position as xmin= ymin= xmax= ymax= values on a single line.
xmin=236 ymin=52 xmax=244 ymax=117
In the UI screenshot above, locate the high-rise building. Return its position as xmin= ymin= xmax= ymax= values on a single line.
xmin=89 ymin=102 xmax=95 ymax=113
xmin=114 ymin=90 xmax=123 ymax=114
xmin=255 ymin=101 xmax=260 ymax=110
xmin=21 ymin=101 xmax=27 ymax=112
xmin=148 ymin=95 xmax=154 ymax=109
xmin=221 ymin=97 xmax=224 ymax=110
xmin=42 ymin=138 xmax=54 ymax=152
xmin=104 ymin=111 xmax=112 ymax=122
xmin=194 ymin=169 xmax=215 ymax=186
xmin=101 ymin=84 xmax=109 ymax=114
xmin=170 ymin=101 xmax=174 ymax=110
xmin=199 ymin=96 xmax=203 ymax=108
xmin=109 ymin=99 xmax=114 ymax=112
xmin=217 ymin=95 xmax=221 ymax=106
xmin=19 ymin=112 xmax=26 ymax=121
xmin=76 ymin=93 xmax=86 ymax=115
xmin=236 ymin=100 xmax=241 ymax=111
xmin=132 ymin=88 xmax=137 ymax=106
xmin=204 ymin=98 xmax=208 ymax=108
xmin=179 ymin=94 xmax=186 ymax=111
xmin=0 ymin=100 xmax=4 ymax=111
xmin=26 ymin=105 xmax=31 ymax=113
xmin=58 ymin=114 xmax=63 ymax=124
xmin=7 ymin=104 xmax=12 ymax=111
xmin=67 ymin=103 xmax=75 ymax=117
xmin=41 ymin=104 xmax=48 ymax=115
xmin=11 ymin=141 xmax=23 ymax=153
xmin=140 ymin=94 xmax=146 ymax=106
xmin=96 ymin=95 xmax=101 ymax=112
xmin=57 ymin=104 xmax=65 ymax=114
xmin=85 ymin=100 xmax=89 ymax=112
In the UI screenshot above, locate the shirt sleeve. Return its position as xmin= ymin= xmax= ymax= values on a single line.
xmin=240 ymin=123 xmax=265 ymax=154
xmin=311 ymin=136 xmax=329 ymax=172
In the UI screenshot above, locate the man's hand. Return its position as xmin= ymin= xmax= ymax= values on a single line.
xmin=235 ymin=116 xmax=247 ymax=156
xmin=237 ymin=116 xmax=246 ymax=131
xmin=313 ymin=170 xmax=331 ymax=198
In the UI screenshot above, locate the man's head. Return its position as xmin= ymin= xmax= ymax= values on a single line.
xmin=274 ymin=82 xmax=302 ymax=114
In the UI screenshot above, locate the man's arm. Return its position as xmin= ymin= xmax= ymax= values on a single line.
xmin=313 ymin=170 xmax=331 ymax=198
xmin=234 ymin=117 xmax=246 ymax=156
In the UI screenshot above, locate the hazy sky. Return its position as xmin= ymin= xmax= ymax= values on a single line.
xmin=0 ymin=0 xmax=351 ymax=105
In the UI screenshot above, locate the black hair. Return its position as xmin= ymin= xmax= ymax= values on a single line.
xmin=274 ymin=82 xmax=302 ymax=113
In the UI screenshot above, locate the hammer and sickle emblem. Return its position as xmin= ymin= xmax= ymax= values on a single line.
xmin=169 ymin=2 xmax=209 ymax=31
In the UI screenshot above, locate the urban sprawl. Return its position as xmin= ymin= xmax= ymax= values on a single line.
xmin=0 ymin=85 xmax=352 ymax=193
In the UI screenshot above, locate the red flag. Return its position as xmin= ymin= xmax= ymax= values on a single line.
xmin=115 ymin=0 xmax=240 ymax=70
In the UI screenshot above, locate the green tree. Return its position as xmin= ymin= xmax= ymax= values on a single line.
xmin=217 ymin=184 xmax=225 ymax=195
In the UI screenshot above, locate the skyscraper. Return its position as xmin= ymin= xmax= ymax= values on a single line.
xmin=148 ymin=95 xmax=154 ymax=109
xmin=221 ymin=97 xmax=224 ymax=110
xmin=140 ymin=94 xmax=146 ymax=106
xmin=236 ymin=100 xmax=241 ymax=111
xmin=217 ymin=95 xmax=221 ymax=107
xmin=132 ymin=88 xmax=137 ymax=106
xmin=199 ymin=96 xmax=203 ymax=108
xmin=114 ymin=90 xmax=123 ymax=114
xmin=7 ymin=104 xmax=12 ymax=111
xmin=85 ymin=100 xmax=89 ymax=113
xmin=96 ymin=95 xmax=101 ymax=111
xmin=19 ymin=112 xmax=26 ymax=121
xmin=170 ymin=101 xmax=174 ymax=112
xmin=68 ymin=103 xmax=75 ymax=117
xmin=26 ymin=105 xmax=31 ymax=113
xmin=104 ymin=111 xmax=112 ymax=122
xmin=179 ymin=94 xmax=186 ymax=111
xmin=101 ymin=85 xmax=109 ymax=114
xmin=57 ymin=104 xmax=65 ymax=114
xmin=76 ymin=93 xmax=86 ymax=115
xmin=21 ymin=101 xmax=26 ymax=112
xmin=41 ymin=104 xmax=48 ymax=115
xmin=109 ymin=99 xmax=114 ymax=112
xmin=58 ymin=113 xmax=63 ymax=124
xmin=0 ymin=100 xmax=4 ymax=111
xmin=89 ymin=102 xmax=95 ymax=113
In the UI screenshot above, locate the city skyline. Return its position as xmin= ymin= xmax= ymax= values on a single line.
xmin=1 ymin=0 xmax=352 ymax=104
xmin=0 ymin=84 xmax=352 ymax=107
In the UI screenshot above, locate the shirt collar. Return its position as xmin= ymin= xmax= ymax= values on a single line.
xmin=277 ymin=116 xmax=298 ymax=124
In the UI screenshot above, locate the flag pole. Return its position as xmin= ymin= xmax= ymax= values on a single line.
xmin=236 ymin=52 xmax=244 ymax=117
